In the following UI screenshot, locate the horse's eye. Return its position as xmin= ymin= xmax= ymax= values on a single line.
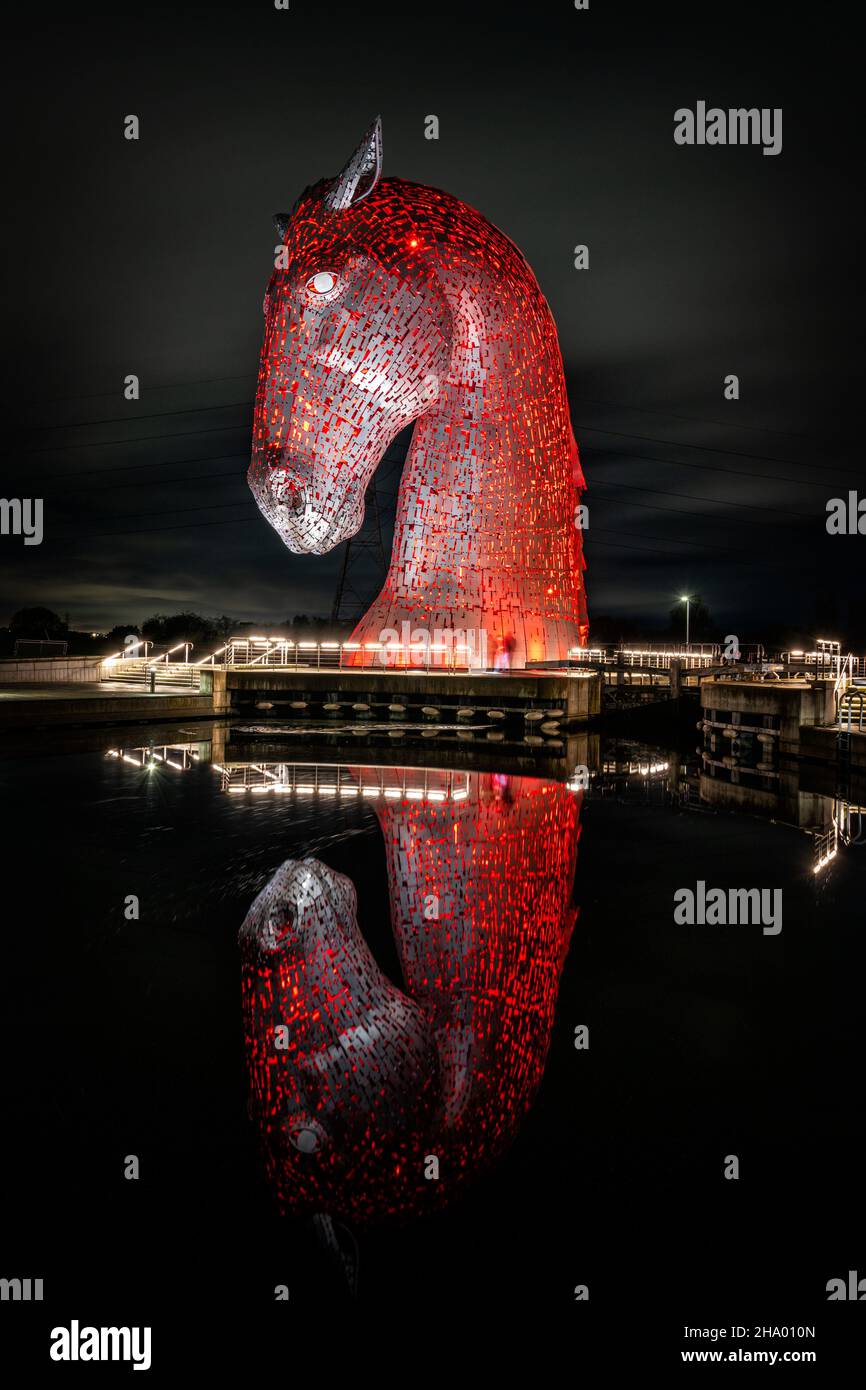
xmin=305 ymin=271 xmax=341 ymax=297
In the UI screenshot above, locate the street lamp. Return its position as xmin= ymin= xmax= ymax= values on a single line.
xmin=679 ymin=595 xmax=693 ymax=647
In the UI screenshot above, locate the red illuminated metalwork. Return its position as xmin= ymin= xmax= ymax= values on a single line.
xmin=249 ymin=117 xmax=589 ymax=667
xmin=239 ymin=770 xmax=582 ymax=1223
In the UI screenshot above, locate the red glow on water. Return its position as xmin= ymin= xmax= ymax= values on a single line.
xmin=240 ymin=770 xmax=582 ymax=1223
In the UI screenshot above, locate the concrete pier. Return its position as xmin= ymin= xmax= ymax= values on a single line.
xmin=700 ymin=674 xmax=835 ymax=758
xmin=218 ymin=666 xmax=602 ymax=724
xmin=697 ymin=673 xmax=866 ymax=787
xmin=0 ymin=667 xmax=598 ymax=732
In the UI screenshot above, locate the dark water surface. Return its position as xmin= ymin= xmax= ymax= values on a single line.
xmin=1 ymin=723 xmax=863 ymax=1362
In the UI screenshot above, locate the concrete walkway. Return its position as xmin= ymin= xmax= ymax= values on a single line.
xmin=0 ymin=682 xmax=216 ymax=728
xmin=0 ymin=682 xmax=196 ymax=701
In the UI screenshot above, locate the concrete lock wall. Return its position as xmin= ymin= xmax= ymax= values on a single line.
xmin=209 ymin=670 xmax=232 ymax=715
xmin=0 ymin=656 xmax=110 ymax=684
xmin=700 ymin=678 xmax=836 ymax=756
xmin=699 ymin=769 xmax=832 ymax=826
xmin=800 ymin=725 xmax=866 ymax=769
xmin=224 ymin=669 xmax=602 ymax=722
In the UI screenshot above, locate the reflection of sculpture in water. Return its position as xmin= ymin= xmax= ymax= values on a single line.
xmin=239 ymin=771 xmax=582 ymax=1225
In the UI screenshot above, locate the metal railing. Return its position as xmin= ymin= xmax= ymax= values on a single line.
xmin=148 ymin=641 xmax=193 ymax=664
xmin=783 ymin=648 xmax=862 ymax=680
xmin=211 ymin=762 xmax=471 ymax=800
xmin=103 ymin=660 xmax=200 ymax=690
xmin=106 ymin=743 xmax=202 ymax=769
xmin=196 ymin=637 xmax=473 ymax=671
xmin=838 ymin=687 xmax=866 ymax=733
xmin=104 ymin=631 xmax=864 ymax=681
xmin=835 ymin=799 xmax=865 ymax=847
xmin=568 ymin=644 xmax=721 ymax=671
xmin=813 ymin=822 xmax=838 ymax=874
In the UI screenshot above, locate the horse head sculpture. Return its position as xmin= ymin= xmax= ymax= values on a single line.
xmin=239 ymin=770 xmax=582 ymax=1224
xmin=249 ymin=118 xmax=589 ymax=667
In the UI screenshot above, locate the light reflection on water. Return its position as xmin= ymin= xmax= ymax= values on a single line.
xmin=98 ymin=730 xmax=863 ymax=1239
xmin=3 ymin=724 xmax=862 ymax=1305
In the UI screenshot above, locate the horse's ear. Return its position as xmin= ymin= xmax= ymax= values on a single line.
xmin=323 ymin=116 xmax=383 ymax=211
xmin=273 ymin=182 xmax=320 ymax=241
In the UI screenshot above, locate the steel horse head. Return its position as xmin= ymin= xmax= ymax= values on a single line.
xmin=249 ymin=118 xmax=589 ymax=666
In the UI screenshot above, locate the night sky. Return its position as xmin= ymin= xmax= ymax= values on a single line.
xmin=3 ymin=1 xmax=862 ymax=644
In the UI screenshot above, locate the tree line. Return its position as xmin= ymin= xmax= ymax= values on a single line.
xmin=0 ymin=608 xmax=351 ymax=657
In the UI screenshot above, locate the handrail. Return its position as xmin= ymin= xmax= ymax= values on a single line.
xmin=196 ymin=644 xmax=227 ymax=667
xmin=148 ymin=641 xmax=193 ymax=666
xmin=834 ymin=652 xmax=853 ymax=705
xmin=128 ymin=632 xmax=865 ymax=678
xmin=247 ymin=641 xmax=281 ymax=666
xmin=841 ymin=687 xmax=866 ymax=732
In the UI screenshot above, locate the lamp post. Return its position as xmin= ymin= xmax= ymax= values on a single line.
xmin=679 ymin=595 xmax=692 ymax=647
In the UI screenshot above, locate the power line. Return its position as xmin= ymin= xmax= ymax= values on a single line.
xmin=25 ymin=401 xmax=252 ymax=432
xmin=14 ymin=402 xmax=855 ymax=519
xmin=587 ymin=537 xmax=736 ymax=559
xmin=24 ymin=421 xmax=251 ymax=456
xmin=19 ymin=401 xmax=854 ymax=489
xmin=15 ymin=426 xmax=842 ymax=550
xmin=570 ymin=393 xmax=832 ymax=445
xmin=575 ymin=421 xmax=854 ymax=475
xmin=85 ymin=516 xmax=261 ymax=540
xmin=22 ymin=434 xmax=851 ymax=497
xmin=29 ymin=374 xmax=837 ymax=450
xmin=72 ymin=469 xmax=246 ymax=495
xmin=589 ymin=490 xmax=802 ymax=531
xmin=84 ymin=500 xmax=258 ymax=525
xmin=53 ymin=489 xmax=811 ymax=548
xmin=591 ymin=527 xmax=746 ymax=554
xmin=53 ymin=454 xmax=821 ymax=539
xmin=40 ymin=509 xmax=749 ymax=555
xmin=33 ymin=372 xmax=256 ymax=408
xmin=585 ymin=443 xmax=852 ymax=491
xmin=589 ymin=478 xmax=814 ymax=520
xmin=28 ymin=451 xmax=248 ymax=486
